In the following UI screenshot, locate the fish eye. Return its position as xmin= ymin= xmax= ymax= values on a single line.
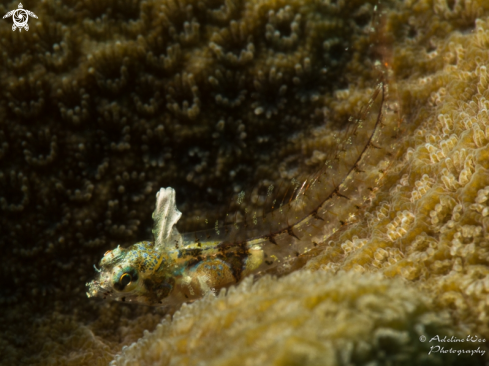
xmin=119 ymin=273 xmax=132 ymax=288
xmin=113 ymin=267 xmax=138 ymax=292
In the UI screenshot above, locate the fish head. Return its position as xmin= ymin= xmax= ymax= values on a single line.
xmin=86 ymin=242 xmax=158 ymax=304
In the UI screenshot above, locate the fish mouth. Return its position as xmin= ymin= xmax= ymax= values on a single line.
xmin=86 ymin=278 xmax=138 ymax=302
xmin=86 ymin=269 xmax=116 ymax=299
xmin=86 ymin=278 xmax=111 ymax=299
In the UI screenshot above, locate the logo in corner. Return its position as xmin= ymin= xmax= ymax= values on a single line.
xmin=3 ymin=3 xmax=38 ymax=32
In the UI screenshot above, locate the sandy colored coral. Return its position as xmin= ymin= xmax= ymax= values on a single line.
xmin=305 ymin=1 xmax=489 ymax=343
xmin=2 ymin=0 xmax=489 ymax=364
xmin=111 ymin=272 xmax=476 ymax=366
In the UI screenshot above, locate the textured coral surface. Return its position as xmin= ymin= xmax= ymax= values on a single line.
xmin=2 ymin=0 xmax=489 ymax=364
xmin=306 ymin=1 xmax=489 ymax=344
xmin=112 ymin=272 xmax=479 ymax=366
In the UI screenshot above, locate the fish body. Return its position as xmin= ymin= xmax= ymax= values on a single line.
xmin=86 ymin=82 xmax=395 ymax=306
xmin=86 ymin=187 xmax=266 ymax=306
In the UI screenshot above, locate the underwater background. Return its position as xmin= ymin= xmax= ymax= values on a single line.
xmin=1 ymin=0 xmax=489 ymax=364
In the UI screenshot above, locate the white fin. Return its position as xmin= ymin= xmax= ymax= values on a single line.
xmin=152 ymin=187 xmax=183 ymax=250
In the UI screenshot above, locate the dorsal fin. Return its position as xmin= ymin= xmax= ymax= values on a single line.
xmin=152 ymin=187 xmax=183 ymax=250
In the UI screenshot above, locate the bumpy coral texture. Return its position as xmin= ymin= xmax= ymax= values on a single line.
xmin=306 ymin=3 xmax=489 ymax=344
xmin=112 ymin=272 xmax=477 ymax=366
xmin=2 ymin=0 xmax=489 ymax=364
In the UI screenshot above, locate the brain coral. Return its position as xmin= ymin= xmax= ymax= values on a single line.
xmin=2 ymin=0 xmax=489 ymax=364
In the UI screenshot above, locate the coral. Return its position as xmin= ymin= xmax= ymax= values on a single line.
xmin=2 ymin=0 xmax=489 ymax=365
xmin=306 ymin=0 xmax=489 ymax=344
xmin=112 ymin=272 xmax=476 ymax=366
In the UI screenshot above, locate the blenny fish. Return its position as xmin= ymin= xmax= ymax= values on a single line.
xmin=86 ymin=81 xmax=398 ymax=307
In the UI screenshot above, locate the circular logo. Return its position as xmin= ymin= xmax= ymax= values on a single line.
xmin=419 ymin=335 xmax=426 ymax=342
xmin=12 ymin=9 xmax=29 ymax=29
